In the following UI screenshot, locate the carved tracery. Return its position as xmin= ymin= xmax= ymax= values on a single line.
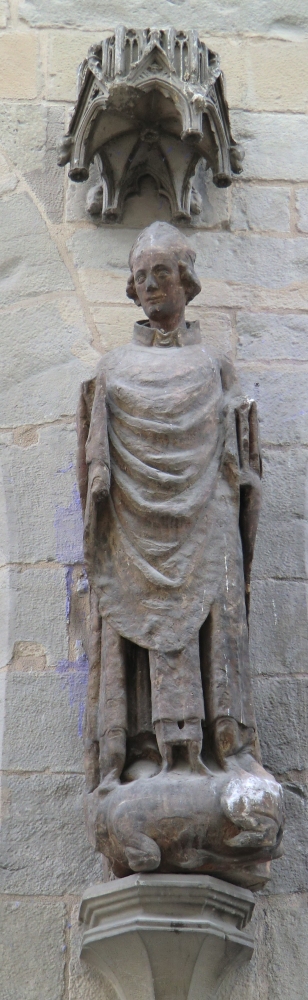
xmin=58 ymin=26 xmax=244 ymax=222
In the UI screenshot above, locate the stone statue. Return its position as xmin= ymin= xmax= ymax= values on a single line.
xmin=77 ymin=222 xmax=283 ymax=887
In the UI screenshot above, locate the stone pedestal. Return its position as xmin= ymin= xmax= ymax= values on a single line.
xmin=79 ymin=873 xmax=254 ymax=1000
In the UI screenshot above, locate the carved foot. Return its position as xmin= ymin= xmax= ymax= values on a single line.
xmin=125 ymin=834 xmax=161 ymax=873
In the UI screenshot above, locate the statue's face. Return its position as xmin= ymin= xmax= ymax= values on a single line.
xmin=132 ymin=249 xmax=186 ymax=325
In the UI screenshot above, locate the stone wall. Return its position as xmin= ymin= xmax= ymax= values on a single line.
xmin=0 ymin=3 xmax=307 ymax=999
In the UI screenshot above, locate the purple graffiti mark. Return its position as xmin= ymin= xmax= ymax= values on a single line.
xmin=57 ymin=461 xmax=74 ymax=474
xmin=65 ymin=566 xmax=74 ymax=623
xmin=54 ymin=483 xmax=84 ymax=564
xmin=57 ymin=653 xmax=89 ymax=738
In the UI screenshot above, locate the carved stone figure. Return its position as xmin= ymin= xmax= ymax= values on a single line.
xmin=58 ymin=26 xmax=244 ymax=222
xmin=77 ymin=222 xmax=283 ymax=887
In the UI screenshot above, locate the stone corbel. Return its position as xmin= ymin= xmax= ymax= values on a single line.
xmin=79 ymin=873 xmax=254 ymax=1000
xmin=58 ymin=26 xmax=244 ymax=223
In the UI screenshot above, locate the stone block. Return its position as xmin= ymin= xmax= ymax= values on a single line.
xmin=217 ymin=893 xmax=308 ymax=1000
xmin=66 ymin=162 xmax=100 ymax=222
xmin=244 ymin=39 xmax=308 ymax=113
xmin=267 ymin=784 xmax=308 ymax=895
xmin=26 ymin=105 xmax=65 ymax=223
xmin=2 ymin=672 xmax=85 ymax=773
xmin=192 ymin=163 xmax=230 ymax=229
xmin=236 ymin=311 xmax=308 ymax=360
xmin=0 ymin=896 xmax=65 ymax=1000
xmin=203 ymin=36 xmax=308 ymax=113
xmin=0 ymin=102 xmax=47 ymax=173
xmin=0 ymin=193 xmax=73 ymax=306
xmin=69 ymin=902 xmax=116 ymax=1000
xmin=192 ymin=276 xmax=308 ymax=314
xmin=252 ymin=448 xmax=308 ymax=580
xmin=0 ymin=298 xmax=94 ymax=425
xmin=17 ymin=0 xmax=308 ymax=35
xmin=295 ymin=186 xmax=308 ymax=232
xmin=0 ymin=31 xmax=39 ymax=99
xmin=238 ymin=366 xmax=308 ymax=445
xmin=91 ymin=303 xmax=141 ymax=352
xmin=0 ymin=772 xmax=102 ymax=894
xmin=70 ymin=227 xmax=308 ymax=291
xmin=250 ymin=580 xmax=308 ymax=677
xmin=231 ymin=185 xmax=290 ymax=233
xmin=193 ymin=230 xmax=308 ymax=289
xmin=7 ymin=565 xmax=68 ymax=666
xmin=0 ymin=425 xmax=84 ymax=564
xmin=0 ymin=0 xmax=8 ymax=26
xmin=46 ymin=30 xmax=109 ymax=102
xmin=77 ymin=267 xmax=129 ymax=305
xmin=232 ymin=111 xmax=308 ymax=181
xmin=253 ymin=676 xmax=308 ymax=773
xmin=0 ymin=152 xmax=18 ymax=197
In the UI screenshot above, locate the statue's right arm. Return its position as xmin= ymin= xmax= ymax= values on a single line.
xmin=85 ymin=366 xmax=111 ymax=503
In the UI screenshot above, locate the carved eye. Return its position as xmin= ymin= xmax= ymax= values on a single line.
xmin=135 ymin=272 xmax=146 ymax=284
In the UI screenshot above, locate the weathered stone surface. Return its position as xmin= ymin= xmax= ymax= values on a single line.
xmin=250 ymin=580 xmax=308 ymax=676
xmin=0 ymin=193 xmax=73 ymax=306
xmin=2 ymin=672 xmax=85 ymax=773
xmin=0 ymin=102 xmax=47 ymax=173
xmin=26 ymin=105 xmax=65 ymax=223
xmin=69 ymin=226 xmax=308 ymax=296
xmin=0 ymin=896 xmax=65 ymax=1000
xmin=253 ymin=677 xmax=308 ymax=773
xmin=0 ymin=773 xmax=102 ymax=894
xmin=7 ymin=565 xmax=68 ymax=667
xmin=267 ymin=785 xmax=308 ymax=894
xmin=243 ymin=39 xmax=308 ymax=113
xmin=46 ymin=30 xmax=108 ymax=102
xmin=231 ymin=185 xmax=290 ymax=232
xmin=236 ymin=311 xmax=308 ymax=360
xmin=0 ymin=152 xmax=18 ymax=197
xmin=89 ymin=304 xmax=135 ymax=352
xmin=239 ymin=367 xmax=308 ymax=444
xmin=217 ymin=893 xmax=308 ymax=1000
xmin=232 ymin=111 xmax=308 ymax=181
xmin=252 ymin=448 xmax=308 ymax=579
xmin=0 ymin=299 xmax=94 ymax=425
xmin=66 ymin=162 xmax=100 ymax=222
xmin=295 ymin=186 xmax=308 ymax=232
xmin=69 ymin=902 xmax=118 ymax=1000
xmin=17 ymin=0 xmax=308 ymax=35
xmin=0 ymin=0 xmax=8 ymax=26
xmin=190 ymin=276 xmax=308 ymax=313
xmin=205 ymin=36 xmax=308 ymax=113
xmin=0 ymin=31 xmax=38 ymax=99
xmin=1 ymin=425 xmax=84 ymax=563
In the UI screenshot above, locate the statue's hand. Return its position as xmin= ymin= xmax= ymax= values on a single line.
xmin=89 ymin=462 xmax=110 ymax=502
xmin=239 ymin=467 xmax=262 ymax=492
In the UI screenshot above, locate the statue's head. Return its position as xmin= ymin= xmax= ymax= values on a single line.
xmin=126 ymin=222 xmax=201 ymax=328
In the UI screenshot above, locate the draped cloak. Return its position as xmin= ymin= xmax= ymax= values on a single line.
xmin=77 ymin=320 xmax=261 ymax=741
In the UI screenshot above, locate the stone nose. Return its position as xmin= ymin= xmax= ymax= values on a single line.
xmin=145 ymin=273 xmax=159 ymax=291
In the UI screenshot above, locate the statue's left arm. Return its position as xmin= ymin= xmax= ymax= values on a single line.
xmin=220 ymin=355 xmax=262 ymax=623
xmin=236 ymin=399 xmax=262 ymax=621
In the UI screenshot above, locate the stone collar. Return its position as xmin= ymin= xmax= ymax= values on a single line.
xmin=132 ymin=319 xmax=202 ymax=348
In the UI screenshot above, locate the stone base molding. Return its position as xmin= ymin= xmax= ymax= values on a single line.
xmin=79 ymin=873 xmax=254 ymax=1000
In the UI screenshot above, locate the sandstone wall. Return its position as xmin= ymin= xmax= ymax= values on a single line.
xmin=0 ymin=3 xmax=307 ymax=998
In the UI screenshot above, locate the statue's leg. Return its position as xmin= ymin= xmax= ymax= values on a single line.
xmin=154 ymin=716 xmax=209 ymax=774
xmin=148 ymin=641 xmax=207 ymax=773
xmin=97 ymin=620 xmax=127 ymax=794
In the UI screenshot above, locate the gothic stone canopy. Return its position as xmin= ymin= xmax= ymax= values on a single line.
xmin=57 ymin=26 xmax=244 ymax=222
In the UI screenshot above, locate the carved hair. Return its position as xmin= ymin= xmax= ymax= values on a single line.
xmin=126 ymin=222 xmax=201 ymax=306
